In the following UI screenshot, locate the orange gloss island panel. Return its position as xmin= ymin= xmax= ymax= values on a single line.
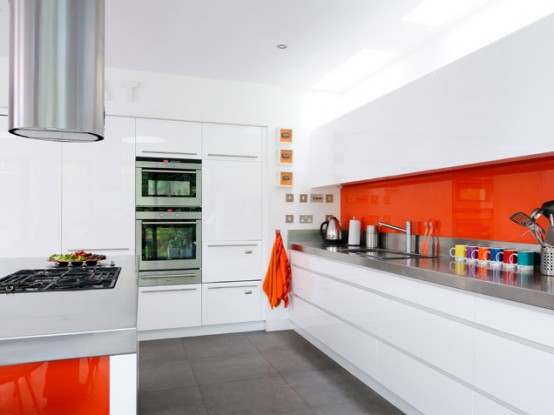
xmin=341 ymin=155 xmax=554 ymax=243
xmin=0 ymin=356 xmax=109 ymax=415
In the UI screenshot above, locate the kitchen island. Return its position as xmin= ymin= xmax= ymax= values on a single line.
xmin=0 ymin=255 xmax=137 ymax=414
xmin=289 ymin=239 xmax=554 ymax=415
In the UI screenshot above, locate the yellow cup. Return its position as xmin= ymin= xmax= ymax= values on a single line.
xmin=449 ymin=244 xmax=467 ymax=262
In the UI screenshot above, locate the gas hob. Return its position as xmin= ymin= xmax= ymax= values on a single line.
xmin=0 ymin=267 xmax=121 ymax=293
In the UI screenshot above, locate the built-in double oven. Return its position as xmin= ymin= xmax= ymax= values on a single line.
xmin=136 ymin=158 xmax=202 ymax=286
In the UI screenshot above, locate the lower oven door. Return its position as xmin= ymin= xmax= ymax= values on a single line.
xmin=136 ymin=216 xmax=201 ymax=271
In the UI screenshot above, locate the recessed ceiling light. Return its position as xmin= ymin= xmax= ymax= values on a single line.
xmin=276 ymin=44 xmax=288 ymax=49
xmin=401 ymin=0 xmax=490 ymax=27
xmin=313 ymin=49 xmax=394 ymax=92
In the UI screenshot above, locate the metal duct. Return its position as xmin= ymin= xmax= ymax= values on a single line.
xmin=9 ymin=0 xmax=105 ymax=142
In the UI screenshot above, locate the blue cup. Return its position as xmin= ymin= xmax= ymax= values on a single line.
xmin=490 ymin=248 xmax=504 ymax=267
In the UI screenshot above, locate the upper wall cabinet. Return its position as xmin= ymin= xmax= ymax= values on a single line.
xmin=202 ymin=123 xmax=263 ymax=161
xmin=62 ymin=116 xmax=136 ymax=255
xmin=0 ymin=116 xmax=62 ymax=257
xmin=310 ymin=14 xmax=554 ymax=187
xmin=136 ymin=118 xmax=201 ymax=159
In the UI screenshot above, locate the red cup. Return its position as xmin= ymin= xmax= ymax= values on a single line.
xmin=503 ymin=249 xmax=518 ymax=268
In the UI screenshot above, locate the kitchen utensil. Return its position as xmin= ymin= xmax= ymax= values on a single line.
xmin=421 ymin=221 xmax=429 ymax=255
xmin=546 ymin=222 xmax=554 ymax=247
xmin=541 ymin=200 xmax=554 ymax=217
xmin=509 ymin=211 xmax=534 ymax=227
xmin=551 ymin=213 xmax=554 ymax=228
xmin=320 ymin=217 xmax=342 ymax=245
xmin=509 ymin=211 xmax=546 ymax=246
xmin=541 ymin=246 xmax=554 ymax=276
xmin=530 ymin=208 xmax=543 ymax=221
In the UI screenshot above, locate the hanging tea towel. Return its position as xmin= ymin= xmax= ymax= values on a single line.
xmin=263 ymin=231 xmax=292 ymax=308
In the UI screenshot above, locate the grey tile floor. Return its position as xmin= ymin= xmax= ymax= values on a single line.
xmin=138 ymin=330 xmax=404 ymax=415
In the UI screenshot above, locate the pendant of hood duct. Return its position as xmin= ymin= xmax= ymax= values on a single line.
xmin=8 ymin=0 xmax=105 ymax=142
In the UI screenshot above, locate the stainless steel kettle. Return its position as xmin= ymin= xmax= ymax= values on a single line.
xmin=320 ymin=217 xmax=342 ymax=244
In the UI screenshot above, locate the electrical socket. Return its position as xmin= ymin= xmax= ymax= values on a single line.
xmin=299 ymin=215 xmax=313 ymax=224
xmin=299 ymin=194 xmax=308 ymax=203
xmin=285 ymin=215 xmax=294 ymax=223
xmin=285 ymin=194 xmax=294 ymax=203
xmin=310 ymin=194 xmax=324 ymax=203
xmin=325 ymin=194 xmax=334 ymax=203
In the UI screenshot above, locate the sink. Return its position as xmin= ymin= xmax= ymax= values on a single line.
xmin=329 ymin=247 xmax=436 ymax=261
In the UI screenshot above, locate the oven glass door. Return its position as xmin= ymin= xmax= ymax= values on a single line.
xmin=137 ymin=168 xmax=201 ymax=207
xmin=138 ymin=219 xmax=201 ymax=270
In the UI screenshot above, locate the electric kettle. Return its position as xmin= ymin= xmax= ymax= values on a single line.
xmin=320 ymin=217 xmax=342 ymax=244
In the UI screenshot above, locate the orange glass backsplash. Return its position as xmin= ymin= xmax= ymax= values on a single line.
xmin=341 ymin=155 xmax=554 ymax=243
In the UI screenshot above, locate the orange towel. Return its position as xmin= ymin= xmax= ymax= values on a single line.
xmin=263 ymin=232 xmax=292 ymax=308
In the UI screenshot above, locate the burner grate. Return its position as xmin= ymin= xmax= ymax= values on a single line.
xmin=0 ymin=267 xmax=121 ymax=293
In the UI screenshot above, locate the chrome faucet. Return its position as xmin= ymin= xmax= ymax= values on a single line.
xmin=378 ymin=220 xmax=412 ymax=254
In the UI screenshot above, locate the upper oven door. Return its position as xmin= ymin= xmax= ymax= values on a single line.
xmin=136 ymin=159 xmax=202 ymax=207
xmin=136 ymin=212 xmax=202 ymax=271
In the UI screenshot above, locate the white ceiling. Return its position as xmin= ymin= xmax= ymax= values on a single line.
xmin=0 ymin=0 xmax=494 ymax=92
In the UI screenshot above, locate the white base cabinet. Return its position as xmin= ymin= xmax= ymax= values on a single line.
xmin=138 ymin=284 xmax=201 ymax=331
xmin=202 ymin=241 xmax=262 ymax=283
xmin=290 ymin=250 xmax=554 ymax=415
xmin=202 ymin=281 xmax=263 ymax=325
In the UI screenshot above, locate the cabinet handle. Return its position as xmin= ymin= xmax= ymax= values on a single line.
xmin=141 ymin=273 xmax=198 ymax=279
xmin=207 ymin=285 xmax=258 ymax=290
xmin=206 ymin=153 xmax=258 ymax=159
xmin=206 ymin=244 xmax=259 ymax=248
xmin=244 ymin=290 xmax=253 ymax=295
xmin=141 ymin=168 xmax=198 ymax=174
xmin=244 ymin=250 xmax=252 ymax=254
xmin=142 ymin=221 xmax=197 ymax=225
xmin=142 ymin=287 xmax=198 ymax=293
xmin=141 ymin=150 xmax=198 ymax=156
xmin=68 ymin=248 xmax=130 ymax=251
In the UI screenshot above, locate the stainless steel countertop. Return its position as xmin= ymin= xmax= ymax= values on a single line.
xmin=290 ymin=241 xmax=554 ymax=311
xmin=0 ymin=255 xmax=138 ymax=365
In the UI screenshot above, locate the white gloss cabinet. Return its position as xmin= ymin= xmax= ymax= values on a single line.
xmin=309 ymin=14 xmax=554 ymax=187
xmin=202 ymin=241 xmax=262 ymax=283
xmin=202 ymin=159 xmax=262 ymax=242
xmin=0 ymin=115 xmax=62 ymax=257
xmin=61 ymin=116 xmax=136 ymax=255
xmin=202 ymin=123 xmax=262 ymax=160
xmin=290 ymin=251 xmax=554 ymax=415
xmin=138 ymin=284 xmax=201 ymax=331
xmin=135 ymin=118 xmax=201 ymax=159
xmin=202 ymin=281 xmax=263 ymax=325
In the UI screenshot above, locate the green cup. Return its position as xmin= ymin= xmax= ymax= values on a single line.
xmin=517 ymin=251 xmax=534 ymax=271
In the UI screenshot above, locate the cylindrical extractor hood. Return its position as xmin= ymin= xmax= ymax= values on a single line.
xmin=9 ymin=0 xmax=105 ymax=142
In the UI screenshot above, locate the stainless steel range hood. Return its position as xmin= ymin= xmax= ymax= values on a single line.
xmin=9 ymin=0 xmax=105 ymax=142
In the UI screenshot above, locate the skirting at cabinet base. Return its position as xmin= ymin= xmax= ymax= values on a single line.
xmin=138 ymin=321 xmax=265 ymax=341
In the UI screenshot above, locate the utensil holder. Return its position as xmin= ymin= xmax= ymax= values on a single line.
xmin=541 ymin=247 xmax=554 ymax=276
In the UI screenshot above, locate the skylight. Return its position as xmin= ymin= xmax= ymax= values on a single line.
xmin=401 ymin=0 xmax=490 ymax=27
xmin=313 ymin=49 xmax=395 ymax=93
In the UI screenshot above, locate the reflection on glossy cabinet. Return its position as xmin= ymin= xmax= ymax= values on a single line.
xmin=62 ymin=116 xmax=136 ymax=255
xmin=136 ymin=118 xmax=201 ymax=159
xmin=202 ymin=160 xmax=262 ymax=241
xmin=138 ymin=284 xmax=201 ymax=331
xmin=202 ymin=281 xmax=263 ymax=325
xmin=0 ymin=116 xmax=62 ymax=257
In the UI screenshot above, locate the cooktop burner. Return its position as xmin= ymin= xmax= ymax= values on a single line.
xmin=0 ymin=267 xmax=121 ymax=293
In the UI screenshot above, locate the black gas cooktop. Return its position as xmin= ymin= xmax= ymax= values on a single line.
xmin=0 ymin=267 xmax=121 ymax=293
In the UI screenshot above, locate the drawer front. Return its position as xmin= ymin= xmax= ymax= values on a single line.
xmin=202 ymin=281 xmax=263 ymax=325
xmin=138 ymin=284 xmax=201 ymax=331
xmin=202 ymin=241 xmax=262 ymax=283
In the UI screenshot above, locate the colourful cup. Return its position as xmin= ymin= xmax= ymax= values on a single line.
xmin=503 ymin=249 xmax=518 ymax=269
xmin=466 ymin=246 xmax=479 ymax=263
xmin=477 ymin=247 xmax=491 ymax=265
xmin=449 ymin=244 xmax=468 ymax=262
xmin=517 ymin=251 xmax=535 ymax=271
xmin=490 ymin=248 xmax=504 ymax=268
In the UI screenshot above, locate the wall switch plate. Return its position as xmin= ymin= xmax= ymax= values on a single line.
xmin=325 ymin=214 xmax=334 ymax=221
xmin=310 ymin=194 xmax=324 ymax=203
xmin=299 ymin=215 xmax=313 ymax=224
xmin=286 ymin=193 xmax=294 ymax=203
xmin=325 ymin=194 xmax=334 ymax=203
xmin=299 ymin=194 xmax=308 ymax=203
xmin=286 ymin=215 xmax=294 ymax=223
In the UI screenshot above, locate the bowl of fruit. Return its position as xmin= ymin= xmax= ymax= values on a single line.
xmin=48 ymin=251 xmax=107 ymax=267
